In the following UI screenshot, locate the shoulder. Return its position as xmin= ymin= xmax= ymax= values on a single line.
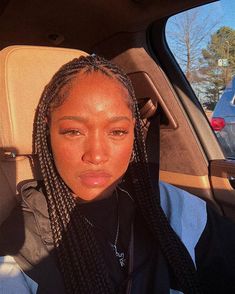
xmin=159 ymin=181 xmax=207 ymax=219
xmin=0 ymin=180 xmax=52 ymax=257
xmin=159 ymin=181 xmax=207 ymax=264
xmin=0 ymin=255 xmax=38 ymax=293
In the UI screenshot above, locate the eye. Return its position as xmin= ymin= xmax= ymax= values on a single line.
xmin=110 ymin=129 xmax=129 ymax=137
xmin=59 ymin=129 xmax=83 ymax=137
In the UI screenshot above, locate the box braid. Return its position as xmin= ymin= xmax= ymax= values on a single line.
xmin=34 ymin=54 xmax=201 ymax=293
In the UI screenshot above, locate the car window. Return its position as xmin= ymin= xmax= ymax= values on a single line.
xmin=165 ymin=0 xmax=235 ymax=159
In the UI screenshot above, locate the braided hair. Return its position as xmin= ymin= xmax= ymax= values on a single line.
xmin=34 ymin=55 xmax=201 ymax=293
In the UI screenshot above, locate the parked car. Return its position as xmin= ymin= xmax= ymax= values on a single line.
xmin=211 ymin=76 xmax=235 ymax=158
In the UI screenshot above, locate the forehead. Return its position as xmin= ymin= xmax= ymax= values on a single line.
xmin=52 ymin=71 xmax=132 ymax=116
xmin=69 ymin=70 xmax=128 ymax=94
xmin=62 ymin=70 xmax=130 ymax=102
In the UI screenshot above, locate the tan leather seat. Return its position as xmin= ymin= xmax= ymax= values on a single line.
xmin=0 ymin=46 xmax=87 ymax=225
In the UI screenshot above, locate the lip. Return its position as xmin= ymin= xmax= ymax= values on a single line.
xmin=79 ymin=170 xmax=112 ymax=187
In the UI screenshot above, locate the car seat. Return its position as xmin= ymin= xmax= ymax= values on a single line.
xmin=0 ymin=46 xmax=88 ymax=225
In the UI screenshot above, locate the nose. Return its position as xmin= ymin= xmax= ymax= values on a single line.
xmin=82 ymin=134 xmax=109 ymax=165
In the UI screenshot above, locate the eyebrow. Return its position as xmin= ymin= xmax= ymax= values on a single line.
xmin=58 ymin=116 xmax=88 ymax=122
xmin=58 ymin=115 xmax=132 ymax=123
xmin=108 ymin=116 xmax=132 ymax=123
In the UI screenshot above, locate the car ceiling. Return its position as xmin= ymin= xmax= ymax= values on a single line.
xmin=0 ymin=0 xmax=214 ymax=52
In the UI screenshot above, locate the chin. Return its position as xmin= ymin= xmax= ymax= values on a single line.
xmin=73 ymin=185 xmax=116 ymax=201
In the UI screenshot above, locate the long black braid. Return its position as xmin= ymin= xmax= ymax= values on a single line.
xmin=34 ymin=55 xmax=202 ymax=293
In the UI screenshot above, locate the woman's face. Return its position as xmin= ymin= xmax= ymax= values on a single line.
xmin=49 ymin=71 xmax=135 ymax=201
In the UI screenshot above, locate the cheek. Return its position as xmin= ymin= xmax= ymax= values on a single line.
xmin=110 ymin=137 xmax=134 ymax=171
xmin=50 ymin=135 xmax=82 ymax=176
xmin=54 ymin=147 xmax=76 ymax=167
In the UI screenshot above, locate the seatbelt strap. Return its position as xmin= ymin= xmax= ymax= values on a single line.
xmin=145 ymin=111 xmax=160 ymax=187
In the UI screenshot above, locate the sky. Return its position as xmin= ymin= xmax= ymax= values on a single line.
xmin=165 ymin=0 xmax=234 ymax=61
xmin=219 ymin=0 xmax=235 ymax=29
xmin=166 ymin=0 xmax=235 ymax=38
xmin=165 ymin=0 xmax=234 ymax=101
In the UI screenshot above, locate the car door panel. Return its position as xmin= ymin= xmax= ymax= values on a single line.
xmin=210 ymin=159 xmax=235 ymax=221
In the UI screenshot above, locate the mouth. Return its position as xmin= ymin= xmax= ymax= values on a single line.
xmin=79 ymin=170 xmax=112 ymax=188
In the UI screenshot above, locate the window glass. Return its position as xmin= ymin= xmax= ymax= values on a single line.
xmin=166 ymin=0 xmax=235 ymax=159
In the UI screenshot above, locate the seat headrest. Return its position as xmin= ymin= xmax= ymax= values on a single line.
xmin=0 ymin=46 xmax=88 ymax=156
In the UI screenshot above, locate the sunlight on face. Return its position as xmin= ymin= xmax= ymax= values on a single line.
xmin=49 ymin=72 xmax=135 ymax=201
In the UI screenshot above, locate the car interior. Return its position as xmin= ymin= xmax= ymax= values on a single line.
xmin=0 ymin=0 xmax=235 ymax=226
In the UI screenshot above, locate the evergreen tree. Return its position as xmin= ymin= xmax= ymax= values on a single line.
xmin=200 ymin=26 xmax=235 ymax=109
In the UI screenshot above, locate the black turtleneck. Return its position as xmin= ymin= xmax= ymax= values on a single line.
xmin=77 ymin=187 xmax=160 ymax=293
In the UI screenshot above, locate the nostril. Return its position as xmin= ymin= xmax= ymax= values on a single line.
xmin=82 ymin=148 xmax=109 ymax=165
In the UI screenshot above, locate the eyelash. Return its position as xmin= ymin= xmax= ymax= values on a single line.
xmin=59 ymin=128 xmax=129 ymax=138
xmin=110 ymin=129 xmax=129 ymax=137
xmin=60 ymin=129 xmax=82 ymax=136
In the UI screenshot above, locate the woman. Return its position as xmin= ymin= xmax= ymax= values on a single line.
xmin=0 ymin=55 xmax=235 ymax=294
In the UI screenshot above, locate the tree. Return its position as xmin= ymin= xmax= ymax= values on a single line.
xmin=166 ymin=7 xmax=218 ymax=83
xmin=200 ymin=26 xmax=235 ymax=107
